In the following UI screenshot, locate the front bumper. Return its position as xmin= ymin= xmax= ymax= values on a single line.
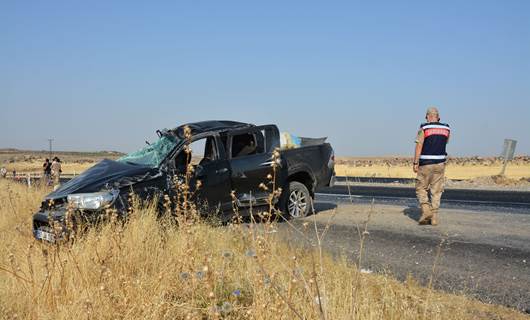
xmin=33 ymin=209 xmax=68 ymax=242
xmin=33 ymin=206 xmax=120 ymax=242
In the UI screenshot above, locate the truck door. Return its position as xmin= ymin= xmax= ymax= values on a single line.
xmin=176 ymin=134 xmax=233 ymax=213
xmin=227 ymin=126 xmax=281 ymax=207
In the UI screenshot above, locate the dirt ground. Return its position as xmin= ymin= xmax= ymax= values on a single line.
xmin=2 ymin=150 xmax=529 ymax=189
xmin=0 ymin=149 xmax=122 ymax=175
xmin=335 ymin=156 xmax=530 ymax=190
xmin=335 ymin=156 xmax=530 ymax=180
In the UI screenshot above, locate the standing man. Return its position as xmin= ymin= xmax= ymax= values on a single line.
xmin=51 ymin=157 xmax=62 ymax=186
xmin=42 ymin=158 xmax=52 ymax=185
xmin=413 ymin=107 xmax=450 ymax=226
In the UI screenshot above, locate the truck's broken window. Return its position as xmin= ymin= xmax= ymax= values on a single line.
xmin=118 ymin=135 xmax=179 ymax=167
xmin=231 ymin=132 xmax=264 ymax=158
xmin=175 ymin=136 xmax=217 ymax=171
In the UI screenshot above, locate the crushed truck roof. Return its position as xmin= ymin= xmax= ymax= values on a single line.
xmin=173 ymin=120 xmax=254 ymax=138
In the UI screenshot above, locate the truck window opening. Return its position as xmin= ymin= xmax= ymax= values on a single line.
xmin=175 ymin=136 xmax=217 ymax=171
xmin=231 ymin=132 xmax=265 ymax=158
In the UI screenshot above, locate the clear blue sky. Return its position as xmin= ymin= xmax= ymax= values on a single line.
xmin=1 ymin=1 xmax=529 ymax=156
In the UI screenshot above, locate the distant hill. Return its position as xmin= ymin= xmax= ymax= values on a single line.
xmin=0 ymin=148 xmax=125 ymax=157
xmin=0 ymin=149 xmax=125 ymax=165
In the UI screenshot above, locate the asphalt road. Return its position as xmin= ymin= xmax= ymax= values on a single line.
xmin=15 ymin=175 xmax=530 ymax=208
xmin=317 ymin=184 xmax=530 ymax=207
xmin=276 ymin=200 xmax=530 ymax=313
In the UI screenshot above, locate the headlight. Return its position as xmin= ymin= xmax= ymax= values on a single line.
xmin=67 ymin=190 xmax=119 ymax=210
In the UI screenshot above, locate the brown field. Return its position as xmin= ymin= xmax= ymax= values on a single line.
xmin=1 ymin=180 xmax=528 ymax=319
xmin=336 ymin=156 xmax=530 ymax=180
xmin=2 ymin=149 xmax=529 ymax=182
xmin=0 ymin=149 xmax=122 ymax=175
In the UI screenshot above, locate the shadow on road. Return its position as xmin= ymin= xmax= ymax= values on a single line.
xmin=403 ymin=206 xmax=421 ymax=222
xmin=311 ymin=202 xmax=338 ymax=216
xmin=234 ymin=202 xmax=337 ymax=223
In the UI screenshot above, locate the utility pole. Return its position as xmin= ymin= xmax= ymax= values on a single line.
xmin=48 ymin=139 xmax=54 ymax=159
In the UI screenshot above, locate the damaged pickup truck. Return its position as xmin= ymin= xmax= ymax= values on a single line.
xmin=33 ymin=121 xmax=335 ymax=242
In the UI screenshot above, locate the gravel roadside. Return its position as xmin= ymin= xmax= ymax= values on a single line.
xmin=336 ymin=180 xmax=530 ymax=192
xmin=276 ymin=202 xmax=530 ymax=313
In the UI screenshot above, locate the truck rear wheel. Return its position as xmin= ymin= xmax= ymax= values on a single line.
xmin=283 ymin=181 xmax=311 ymax=218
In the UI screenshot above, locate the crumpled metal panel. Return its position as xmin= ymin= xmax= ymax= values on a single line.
xmin=45 ymin=159 xmax=162 ymax=200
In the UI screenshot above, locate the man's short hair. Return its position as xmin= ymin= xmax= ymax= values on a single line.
xmin=426 ymin=107 xmax=439 ymax=116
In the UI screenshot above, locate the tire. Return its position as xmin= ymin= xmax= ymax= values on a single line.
xmin=282 ymin=181 xmax=311 ymax=219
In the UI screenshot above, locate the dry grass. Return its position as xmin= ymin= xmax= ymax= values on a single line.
xmin=4 ymin=152 xmax=530 ymax=180
xmin=336 ymin=163 xmax=530 ymax=180
xmin=0 ymin=179 xmax=527 ymax=319
xmin=3 ymin=161 xmax=96 ymax=176
xmin=9 ymin=161 xmax=530 ymax=181
xmin=0 ymin=150 xmax=121 ymax=175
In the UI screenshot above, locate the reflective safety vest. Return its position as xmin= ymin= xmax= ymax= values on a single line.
xmin=419 ymin=122 xmax=450 ymax=166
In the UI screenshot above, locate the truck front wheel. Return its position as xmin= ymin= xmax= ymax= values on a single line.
xmin=282 ymin=181 xmax=311 ymax=218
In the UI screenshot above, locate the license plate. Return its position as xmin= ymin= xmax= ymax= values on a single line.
xmin=34 ymin=229 xmax=55 ymax=242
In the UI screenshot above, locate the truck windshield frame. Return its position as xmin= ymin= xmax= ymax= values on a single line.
xmin=118 ymin=134 xmax=180 ymax=167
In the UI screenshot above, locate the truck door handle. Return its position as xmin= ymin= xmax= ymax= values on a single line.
xmin=234 ymin=171 xmax=247 ymax=178
xmin=260 ymin=161 xmax=274 ymax=167
xmin=216 ymin=168 xmax=229 ymax=174
xmin=261 ymin=161 xmax=282 ymax=168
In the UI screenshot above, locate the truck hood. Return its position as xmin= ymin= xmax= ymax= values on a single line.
xmin=45 ymin=159 xmax=162 ymax=200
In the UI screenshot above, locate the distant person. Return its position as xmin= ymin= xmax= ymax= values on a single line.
xmin=413 ymin=107 xmax=450 ymax=226
xmin=12 ymin=169 xmax=16 ymax=179
xmin=43 ymin=158 xmax=52 ymax=185
xmin=51 ymin=157 xmax=62 ymax=186
xmin=0 ymin=167 xmax=6 ymax=178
